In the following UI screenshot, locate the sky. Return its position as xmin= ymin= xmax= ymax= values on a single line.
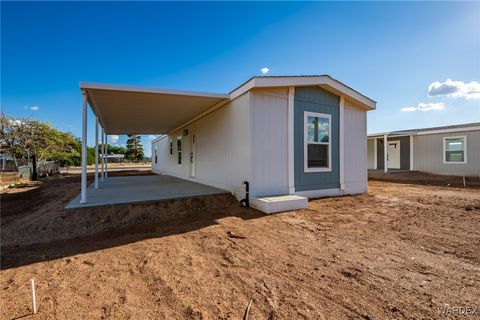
xmin=2 ymin=1 xmax=479 ymax=157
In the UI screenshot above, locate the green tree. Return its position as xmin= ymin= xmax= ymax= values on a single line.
xmin=125 ymin=135 xmax=144 ymax=162
xmin=0 ymin=115 xmax=96 ymax=170
xmin=101 ymin=144 xmax=127 ymax=155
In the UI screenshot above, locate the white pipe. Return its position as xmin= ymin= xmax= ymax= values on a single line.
xmin=80 ymin=92 xmax=87 ymax=204
xmin=30 ymin=278 xmax=37 ymax=314
xmin=94 ymin=117 xmax=99 ymax=189
xmin=105 ymin=134 xmax=108 ymax=178
xmin=384 ymin=133 xmax=388 ymax=173
xmin=101 ymin=128 xmax=105 ymax=181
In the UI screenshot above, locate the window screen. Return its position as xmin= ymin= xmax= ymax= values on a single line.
xmin=176 ymin=136 xmax=182 ymax=165
xmin=445 ymin=137 xmax=465 ymax=163
xmin=305 ymin=113 xmax=330 ymax=170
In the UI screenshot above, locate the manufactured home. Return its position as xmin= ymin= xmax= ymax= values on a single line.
xmin=151 ymin=76 xmax=376 ymax=212
xmin=70 ymin=76 xmax=376 ymax=213
xmin=368 ymin=123 xmax=480 ymax=177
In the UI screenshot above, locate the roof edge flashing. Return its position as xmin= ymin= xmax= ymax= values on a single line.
xmin=80 ymin=82 xmax=230 ymax=99
xmin=229 ymin=75 xmax=376 ymax=110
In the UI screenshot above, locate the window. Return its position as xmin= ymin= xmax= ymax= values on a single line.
xmin=444 ymin=136 xmax=466 ymax=164
xmin=176 ymin=136 xmax=182 ymax=166
xmin=154 ymin=146 xmax=157 ymax=164
xmin=169 ymin=138 xmax=173 ymax=156
xmin=304 ymin=112 xmax=331 ymax=172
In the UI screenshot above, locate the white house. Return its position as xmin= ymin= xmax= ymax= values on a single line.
xmin=368 ymin=123 xmax=480 ymax=177
xmin=150 ymin=76 xmax=376 ymax=213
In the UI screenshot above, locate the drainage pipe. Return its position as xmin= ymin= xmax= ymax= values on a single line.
xmin=240 ymin=181 xmax=250 ymax=208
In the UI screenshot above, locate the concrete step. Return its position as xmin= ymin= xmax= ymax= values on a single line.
xmin=251 ymin=195 xmax=308 ymax=214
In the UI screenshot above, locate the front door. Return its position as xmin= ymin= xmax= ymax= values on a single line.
xmin=387 ymin=140 xmax=400 ymax=169
xmin=190 ymin=131 xmax=196 ymax=177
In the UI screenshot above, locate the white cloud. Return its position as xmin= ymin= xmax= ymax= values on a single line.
xmin=401 ymin=102 xmax=445 ymax=112
xmin=428 ymin=79 xmax=480 ymax=100
xmin=147 ymin=135 xmax=158 ymax=140
xmin=400 ymin=107 xmax=417 ymax=112
xmin=417 ymin=102 xmax=445 ymax=111
xmin=109 ymin=135 xmax=119 ymax=143
xmin=24 ymin=105 xmax=39 ymax=111
xmin=261 ymin=67 xmax=270 ymax=75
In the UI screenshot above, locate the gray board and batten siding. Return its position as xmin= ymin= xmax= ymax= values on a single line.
xmin=294 ymin=87 xmax=340 ymax=191
xmin=376 ymin=136 xmax=410 ymax=170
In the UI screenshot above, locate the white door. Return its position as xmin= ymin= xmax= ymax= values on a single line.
xmin=387 ymin=140 xmax=401 ymax=169
xmin=190 ymin=132 xmax=196 ymax=177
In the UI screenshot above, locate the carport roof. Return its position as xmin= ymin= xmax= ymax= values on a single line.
xmin=81 ymin=82 xmax=229 ymax=134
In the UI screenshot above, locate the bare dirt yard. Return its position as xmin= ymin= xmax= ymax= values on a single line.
xmin=1 ymin=171 xmax=479 ymax=319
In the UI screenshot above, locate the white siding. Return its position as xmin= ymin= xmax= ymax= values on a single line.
xmin=343 ymin=102 xmax=368 ymax=194
xmin=152 ymin=93 xmax=251 ymax=199
xmin=367 ymin=139 xmax=375 ymax=169
xmin=251 ymin=88 xmax=289 ymax=196
xmin=152 ymin=88 xmax=370 ymax=199
xmin=413 ymin=130 xmax=480 ymax=177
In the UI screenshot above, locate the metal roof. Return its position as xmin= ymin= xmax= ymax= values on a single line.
xmin=81 ymin=75 xmax=377 ymax=135
xmin=229 ymin=75 xmax=376 ymax=110
xmin=368 ymin=122 xmax=480 ymax=137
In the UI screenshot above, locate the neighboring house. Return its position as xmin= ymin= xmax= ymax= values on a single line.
xmin=367 ymin=123 xmax=480 ymax=177
xmin=151 ymin=76 xmax=376 ymax=212
xmin=103 ymin=153 xmax=125 ymax=163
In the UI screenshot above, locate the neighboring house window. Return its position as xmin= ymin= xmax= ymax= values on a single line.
xmin=154 ymin=146 xmax=157 ymax=164
xmin=304 ymin=112 xmax=331 ymax=172
xmin=444 ymin=136 xmax=466 ymax=164
xmin=176 ymin=136 xmax=182 ymax=166
xmin=169 ymin=138 xmax=173 ymax=156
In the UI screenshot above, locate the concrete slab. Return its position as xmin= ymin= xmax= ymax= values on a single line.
xmin=66 ymin=174 xmax=228 ymax=209
xmin=251 ymin=195 xmax=308 ymax=214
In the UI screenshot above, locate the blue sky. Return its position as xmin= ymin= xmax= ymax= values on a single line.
xmin=2 ymin=1 xmax=479 ymax=156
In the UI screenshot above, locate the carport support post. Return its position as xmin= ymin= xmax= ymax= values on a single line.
xmin=94 ymin=117 xmax=99 ymax=189
xmin=383 ymin=133 xmax=388 ymax=173
xmin=101 ymin=128 xmax=105 ymax=181
xmin=80 ymin=91 xmax=88 ymax=204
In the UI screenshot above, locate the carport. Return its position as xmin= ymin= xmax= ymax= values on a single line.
xmin=67 ymin=82 xmax=230 ymax=208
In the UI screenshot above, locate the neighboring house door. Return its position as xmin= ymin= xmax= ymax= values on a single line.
xmin=387 ymin=140 xmax=401 ymax=169
xmin=190 ymin=131 xmax=197 ymax=177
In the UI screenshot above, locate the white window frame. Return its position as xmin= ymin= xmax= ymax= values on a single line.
xmin=443 ymin=135 xmax=467 ymax=164
xmin=169 ymin=138 xmax=173 ymax=157
xmin=304 ymin=111 xmax=332 ymax=173
xmin=176 ymin=136 xmax=183 ymax=167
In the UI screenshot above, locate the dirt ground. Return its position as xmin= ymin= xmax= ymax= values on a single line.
xmin=0 ymin=172 xmax=27 ymax=188
xmin=369 ymin=170 xmax=480 ymax=188
xmin=1 ymin=171 xmax=479 ymax=319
